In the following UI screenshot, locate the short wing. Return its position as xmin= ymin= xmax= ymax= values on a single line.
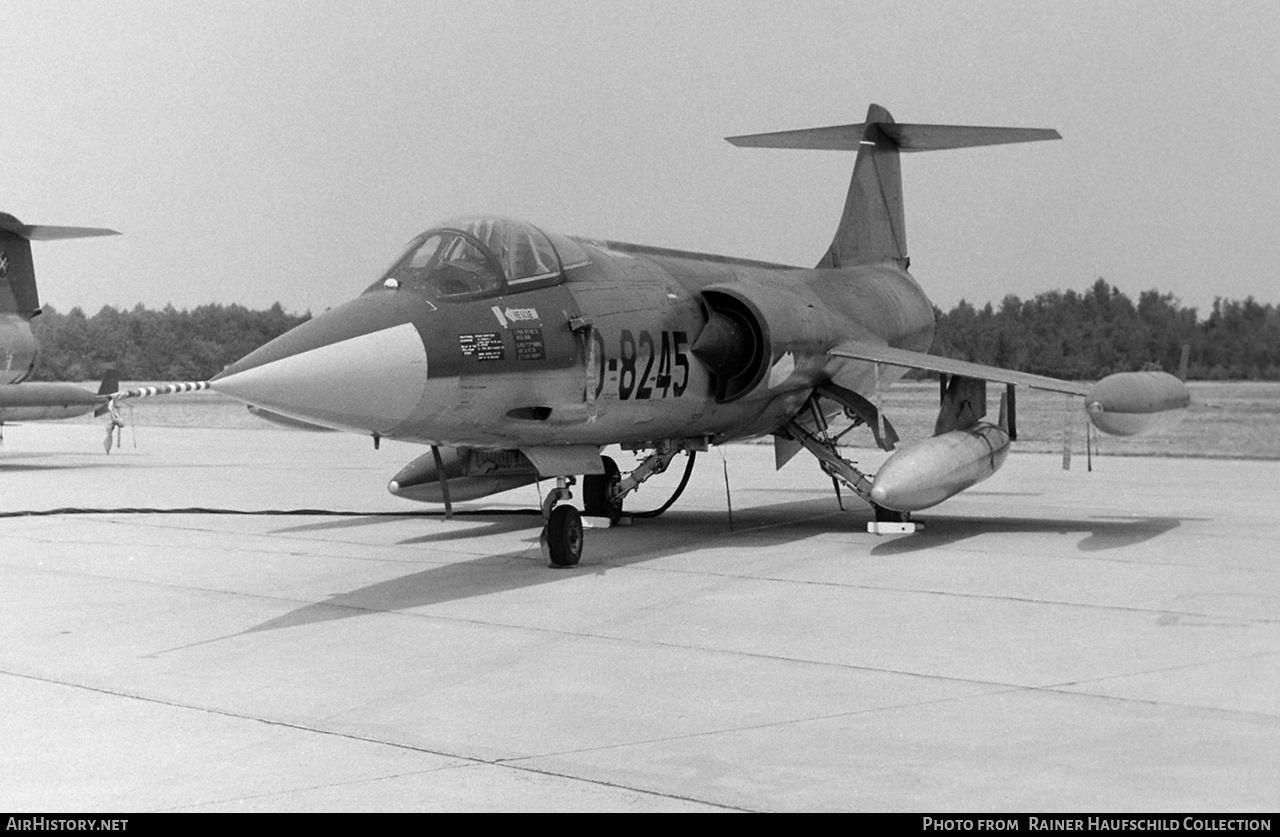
xmin=0 ymin=372 xmax=126 ymax=419
xmin=0 ymin=382 xmax=102 ymax=408
xmin=829 ymin=340 xmax=1090 ymax=396
xmin=0 ymin=382 xmax=104 ymax=421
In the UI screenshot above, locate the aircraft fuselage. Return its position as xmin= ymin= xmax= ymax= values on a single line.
xmin=212 ymin=233 xmax=936 ymax=453
xmin=0 ymin=314 xmax=38 ymax=385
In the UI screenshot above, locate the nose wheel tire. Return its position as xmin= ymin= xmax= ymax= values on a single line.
xmin=583 ymin=455 xmax=622 ymax=521
xmin=542 ymin=505 xmax=584 ymax=568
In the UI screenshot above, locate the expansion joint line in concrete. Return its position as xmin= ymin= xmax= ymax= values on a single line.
xmin=0 ymin=666 xmax=748 ymax=813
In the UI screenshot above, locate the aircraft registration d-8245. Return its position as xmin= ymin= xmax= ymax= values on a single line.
xmin=175 ymin=104 xmax=1190 ymax=566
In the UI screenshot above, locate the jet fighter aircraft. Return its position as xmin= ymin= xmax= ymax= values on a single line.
xmin=0 ymin=213 xmax=120 ymax=426
xmin=194 ymin=104 xmax=1190 ymax=566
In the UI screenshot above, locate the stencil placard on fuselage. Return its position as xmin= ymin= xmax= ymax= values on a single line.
xmin=513 ymin=328 xmax=546 ymax=361
xmin=459 ymin=332 xmax=505 ymax=362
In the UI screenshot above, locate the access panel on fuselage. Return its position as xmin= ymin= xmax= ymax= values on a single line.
xmin=417 ymin=282 xmax=587 ymax=445
xmin=563 ymin=247 xmax=718 ymax=445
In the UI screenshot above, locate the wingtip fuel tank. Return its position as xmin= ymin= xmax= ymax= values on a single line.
xmin=1085 ymin=371 xmax=1190 ymax=437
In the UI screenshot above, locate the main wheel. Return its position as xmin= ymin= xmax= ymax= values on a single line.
xmin=873 ymin=503 xmax=906 ymax=523
xmin=544 ymin=505 xmax=584 ymax=567
xmin=583 ymin=455 xmax=622 ymax=521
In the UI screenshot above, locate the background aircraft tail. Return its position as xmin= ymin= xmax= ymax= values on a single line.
xmin=92 ymin=368 xmax=121 ymax=418
xmin=0 ymin=213 xmax=119 ymax=317
xmin=726 ymin=104 xmax=1060 ymax=270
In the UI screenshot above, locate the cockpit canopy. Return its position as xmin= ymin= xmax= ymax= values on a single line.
xmin=374 ymin=215 xmax=589 ymax=300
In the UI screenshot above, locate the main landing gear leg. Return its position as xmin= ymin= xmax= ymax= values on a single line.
xmin=784 ymin=418 xmax=876 ymax=505
xmin=873 ymin=504 xmax=907 ymax=523
xmin=581 ymin=445 xmax=690 ymax=524
xmin=582 ymin=455 xmax=623 ymax=521
xmin=540 ymin=442 xmax=701 ymax=568
xmin=541 ymin=476 xmax=583 ymax=568
xmin=783 ymin=417 xmax=915 ymax=532
xmin=611 ymin=447 xmax=681 ymax=512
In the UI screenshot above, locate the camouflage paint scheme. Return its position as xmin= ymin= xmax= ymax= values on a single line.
xmin=207 ymin=104 xmax=1190 ymax=529
xmin=213 ymin=234 xmax=934 ymax=449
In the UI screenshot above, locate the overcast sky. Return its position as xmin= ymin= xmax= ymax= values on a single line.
xmin=4 ymin=1 xmax=1278 ymax=317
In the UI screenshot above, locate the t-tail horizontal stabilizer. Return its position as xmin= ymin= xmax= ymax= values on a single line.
xmin=725 ymin=122 xmax=1060 ymax=152
xmin=0 ymin=215 xmax=120 ymax=241
xmin=728 ymin=103 xmax=1060 ymax=270
xmin=1 ymin=212 xmax=120 ymax=318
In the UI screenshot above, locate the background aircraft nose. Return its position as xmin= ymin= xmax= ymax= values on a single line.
xmin=212 ymin=294 xmax=429 ymax=434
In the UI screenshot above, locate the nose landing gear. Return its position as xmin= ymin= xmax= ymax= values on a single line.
xmin=541 ymin=476 xmax=583 ymax=568
xmin=538 ymin=440 xmax=704 ymax=568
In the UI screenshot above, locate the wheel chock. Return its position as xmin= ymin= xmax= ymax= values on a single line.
xmin=867 ymin=521 xmax=922 ymax=535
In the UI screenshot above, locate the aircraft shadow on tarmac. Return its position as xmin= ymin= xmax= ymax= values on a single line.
xmin=868 ymin=514 xmax=1184 ymax=556
xmin=0 ymin=461 xmax=113 ymax=473
xmin=230 ymin=495 xmax=1189 ymax=640
xmin=238 ymin=496 xmax=848 ymax=637
xmin=269 ymin=509 xmax=540 ymax=541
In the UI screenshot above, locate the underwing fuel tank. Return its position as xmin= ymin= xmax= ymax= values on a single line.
xmin=388 ymin=447 xmax=539 ymax=503
xmin=1085 ymin=371 xmax=1191 ymax=437
xmin=869 ymin=423 xmax=1011 ymax=512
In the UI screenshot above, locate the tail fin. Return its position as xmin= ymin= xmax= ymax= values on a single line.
xmin=727 ymin=104 xmax=1060 ymax=269
xmin=93 ymin=368 xmax=121 ymax=418
xmin=0 ymin=213 xmax=119 ymax=317
xmin=96 ymin=369 xmax=120 ymax=396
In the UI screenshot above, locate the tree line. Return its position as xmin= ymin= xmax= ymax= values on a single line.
xmin=930 ymin=279 xmax=1280 ymax=380
xmin=25 ymin=279 xmax=1280 ymax=382
xmin=29 ymin=303 xmax=310 ymax=381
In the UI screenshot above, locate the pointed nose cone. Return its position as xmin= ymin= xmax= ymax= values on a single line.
xmin=212 ymin=293 xmax=429 ymax=434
